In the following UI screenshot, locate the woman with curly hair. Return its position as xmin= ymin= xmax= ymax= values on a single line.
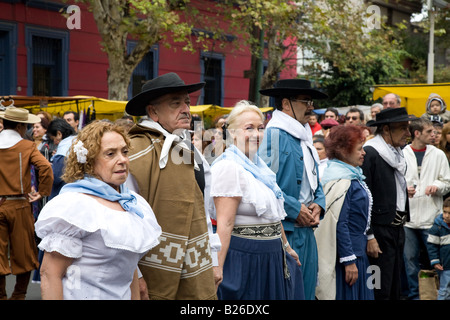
xmin=35 ymin=120 xmax=161 ymax=300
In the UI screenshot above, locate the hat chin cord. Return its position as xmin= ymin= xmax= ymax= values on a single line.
xmin=386 ymin=124 xmax=398 ymax=148
xmin=288 ymin=100 xmax=298 ymax=122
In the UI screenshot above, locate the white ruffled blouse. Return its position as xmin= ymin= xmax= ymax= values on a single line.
xmin=209 ymin=159 xmax=286 ymax=225
xmin=35 ymin=192 xmax=161 ymax=300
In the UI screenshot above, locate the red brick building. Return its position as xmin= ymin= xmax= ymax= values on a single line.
xmin=0 ymin=0 xmax=296 ymax=110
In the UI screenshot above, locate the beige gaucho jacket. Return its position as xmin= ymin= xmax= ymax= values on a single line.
xmin=127 ymin=124 xmax=217 ymax=300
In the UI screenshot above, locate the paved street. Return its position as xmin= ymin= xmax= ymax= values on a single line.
xmin=5 ymin=273 xmax=41 ymax=300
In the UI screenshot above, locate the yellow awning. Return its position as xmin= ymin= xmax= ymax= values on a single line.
xmin=190 ymin=104 xmax=225 ymax=116
xmin=1 ymin=95 xmax=128 ymax=120
xmin=190 ymin=104 xmax=273 ymax=128
xmin=5 ymin=96 xmax=273 ymax=123
xmin=373 ymin=83 xmax=450 ymax=117
xmin=191 ymin=104 xmax=273 ymax=115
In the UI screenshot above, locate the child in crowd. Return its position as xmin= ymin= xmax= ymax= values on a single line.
xmin=427 ymin=197 xmax=450 ymax=300
xmin=421 ymin=93 xmax=450 ymax=123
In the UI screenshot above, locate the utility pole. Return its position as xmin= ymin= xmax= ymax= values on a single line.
xmin=427 ymin=0 xmax=449 ymax=84
xmin=427 ymin=0 xmax=435 ymax=84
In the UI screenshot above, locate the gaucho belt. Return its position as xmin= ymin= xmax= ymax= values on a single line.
xmin=232 ymin=222 xmax=282 ymax=240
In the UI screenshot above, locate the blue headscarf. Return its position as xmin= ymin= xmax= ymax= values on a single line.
xmin=321 ymin=159 xmax=366 ymax=186
xmin=212 ymin=144 xmax=283 ymax=199
xmin=60 ymin=175 xmax=144 ymax=218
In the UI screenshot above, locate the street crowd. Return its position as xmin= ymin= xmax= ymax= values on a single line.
xmin=0 ymin=73 xmax=449 ymax=301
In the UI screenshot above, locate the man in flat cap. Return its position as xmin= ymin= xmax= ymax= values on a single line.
xmin=362 ymin=107 xmax=418 ymax=300
xmin=258 ymin=79 xmax=328 ymax=300
xmin=0 ymin=107 xmax=53 ymax=300
xmin=125 ymin=73 xmax=221 ymax=300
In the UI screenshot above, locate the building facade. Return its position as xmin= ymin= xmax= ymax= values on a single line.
xmin=0 ymin=0 xmax=297 ymax=110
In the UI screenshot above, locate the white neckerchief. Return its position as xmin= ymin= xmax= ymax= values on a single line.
xmin=140 ymin=119 xmax=198 ymax=170
xmin=364 ymin=134 xmax=407 ymax=211
xmin=266 ymin=109 xmax=319 ymax=191
xmin=0 ymin=129 xmax=23 ymax=149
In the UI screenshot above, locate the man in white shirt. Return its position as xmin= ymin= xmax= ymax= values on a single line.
xmin=403 ymin=118 xmax=450 ymax=300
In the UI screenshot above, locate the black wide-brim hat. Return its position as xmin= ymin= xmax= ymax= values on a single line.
xmin=259 ymin=79 xmax=328 ymax=100
xmin=366 ymin=107 xmax=418 ymax=126
xmin=126 ymin=72 xmax=205 ymax=116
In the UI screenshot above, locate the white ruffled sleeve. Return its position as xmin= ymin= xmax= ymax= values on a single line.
xmin=36 ymin=221 xmax=87 ymax=258
xmin=35 ymin=192 xmax=162 ymax=258
xmin=209 ymin=160 xmax=243 ymax=220
xmin=209 ymin=159 xmax=286 ymax=222
xmin=35 ymin=196 xmax=91 ymax=258
xmin=210 ymin=160 xmax=245 ymax=198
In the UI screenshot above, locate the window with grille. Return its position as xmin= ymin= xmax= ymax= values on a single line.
xmin=201 ymin=52 xmax=224 ymax=106
xmin=0 ymin=22 xmax=17 ymax=95
xmin=127 ymin=42 xmax=159 ymax=99
xmin=25 ymin=27 xmax=69 ymax=96
xmin=32 ymin=36 xmax=62 ymax=96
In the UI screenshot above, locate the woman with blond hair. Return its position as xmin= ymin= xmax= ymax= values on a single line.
xmin=35 ymin=120 xmax=161 ymax=300
xmin=210 ymin=100 xmax=304 ymax=300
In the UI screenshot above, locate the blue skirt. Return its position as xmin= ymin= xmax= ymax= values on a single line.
xmin=218 ymin=235 xmax=305 ymax=300
xmin=335 ymin=254 xmax=374 ymax=300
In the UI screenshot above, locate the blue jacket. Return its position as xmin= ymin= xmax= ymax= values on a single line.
xmin=427 ymin=213 xmax=450 ymax=270
xmin=337 ymin=180 xmax=370 ymax=264
xmin=258 ymin=127 xmax=325 ymax=232
xmin=49 ymin=154 xmax=66 ymax=200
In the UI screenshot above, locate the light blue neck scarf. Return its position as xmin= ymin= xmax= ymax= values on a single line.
xmin=321 ymin=159 xmax=366 ymax=186
xmin=212 ymin=144 xmax=283 ymax=199
xmin=60 ymin=175 xmax=144 ymax=218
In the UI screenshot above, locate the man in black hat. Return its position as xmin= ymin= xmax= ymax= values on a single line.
xmin=125 ymin=73 xmax=221 ymax=300
xmin=258 ymin=79 xmax=327 ymax=300
xmin=362 ymin=107 xmax=418 ymax=300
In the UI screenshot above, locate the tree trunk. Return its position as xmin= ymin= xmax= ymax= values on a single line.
xmin=259 ymin=28 xmax=284 ymax=107
xmin=89 ymin=0 xmax=157 ymax=101
xmin=107 ymin=58 xmax=134 ymax=101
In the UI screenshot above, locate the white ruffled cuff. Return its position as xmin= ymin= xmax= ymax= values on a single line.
xmin=38 ymin=233 xmax=83 ymax=258
xmin=339 ymin=254 xmax=357 ymax=264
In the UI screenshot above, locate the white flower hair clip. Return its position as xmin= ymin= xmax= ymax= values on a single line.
xmin=73 ymin=140 xmax=88 ymax=164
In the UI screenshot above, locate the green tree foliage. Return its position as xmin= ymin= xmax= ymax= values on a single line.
xmin=217 ymin=0 xmax=409 ymax=107
xmin=68 ymin=0 xmax=198 ymax=100
xmin=302 ymin=1 xmax=409 ymax=108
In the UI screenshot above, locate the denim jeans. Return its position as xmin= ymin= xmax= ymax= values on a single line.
xmin=403 ymin=227 xmax=430 ymax=300
xmin=438 ymin=270 xmax=450 ymax=300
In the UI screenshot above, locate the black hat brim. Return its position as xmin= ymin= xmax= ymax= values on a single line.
xmin=126 ymin=82 xmax=205 ymax=116
xmin=259 ymin=88 xmax=328 ymax=100
xmin=367 ymin=114 xmax=419 ymax=126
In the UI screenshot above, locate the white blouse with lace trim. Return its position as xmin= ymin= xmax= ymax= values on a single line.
xmin=209 ymin=159 xmax=286 ymax=225
xmin=35 ymin=192 xmax=161 ymax=300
